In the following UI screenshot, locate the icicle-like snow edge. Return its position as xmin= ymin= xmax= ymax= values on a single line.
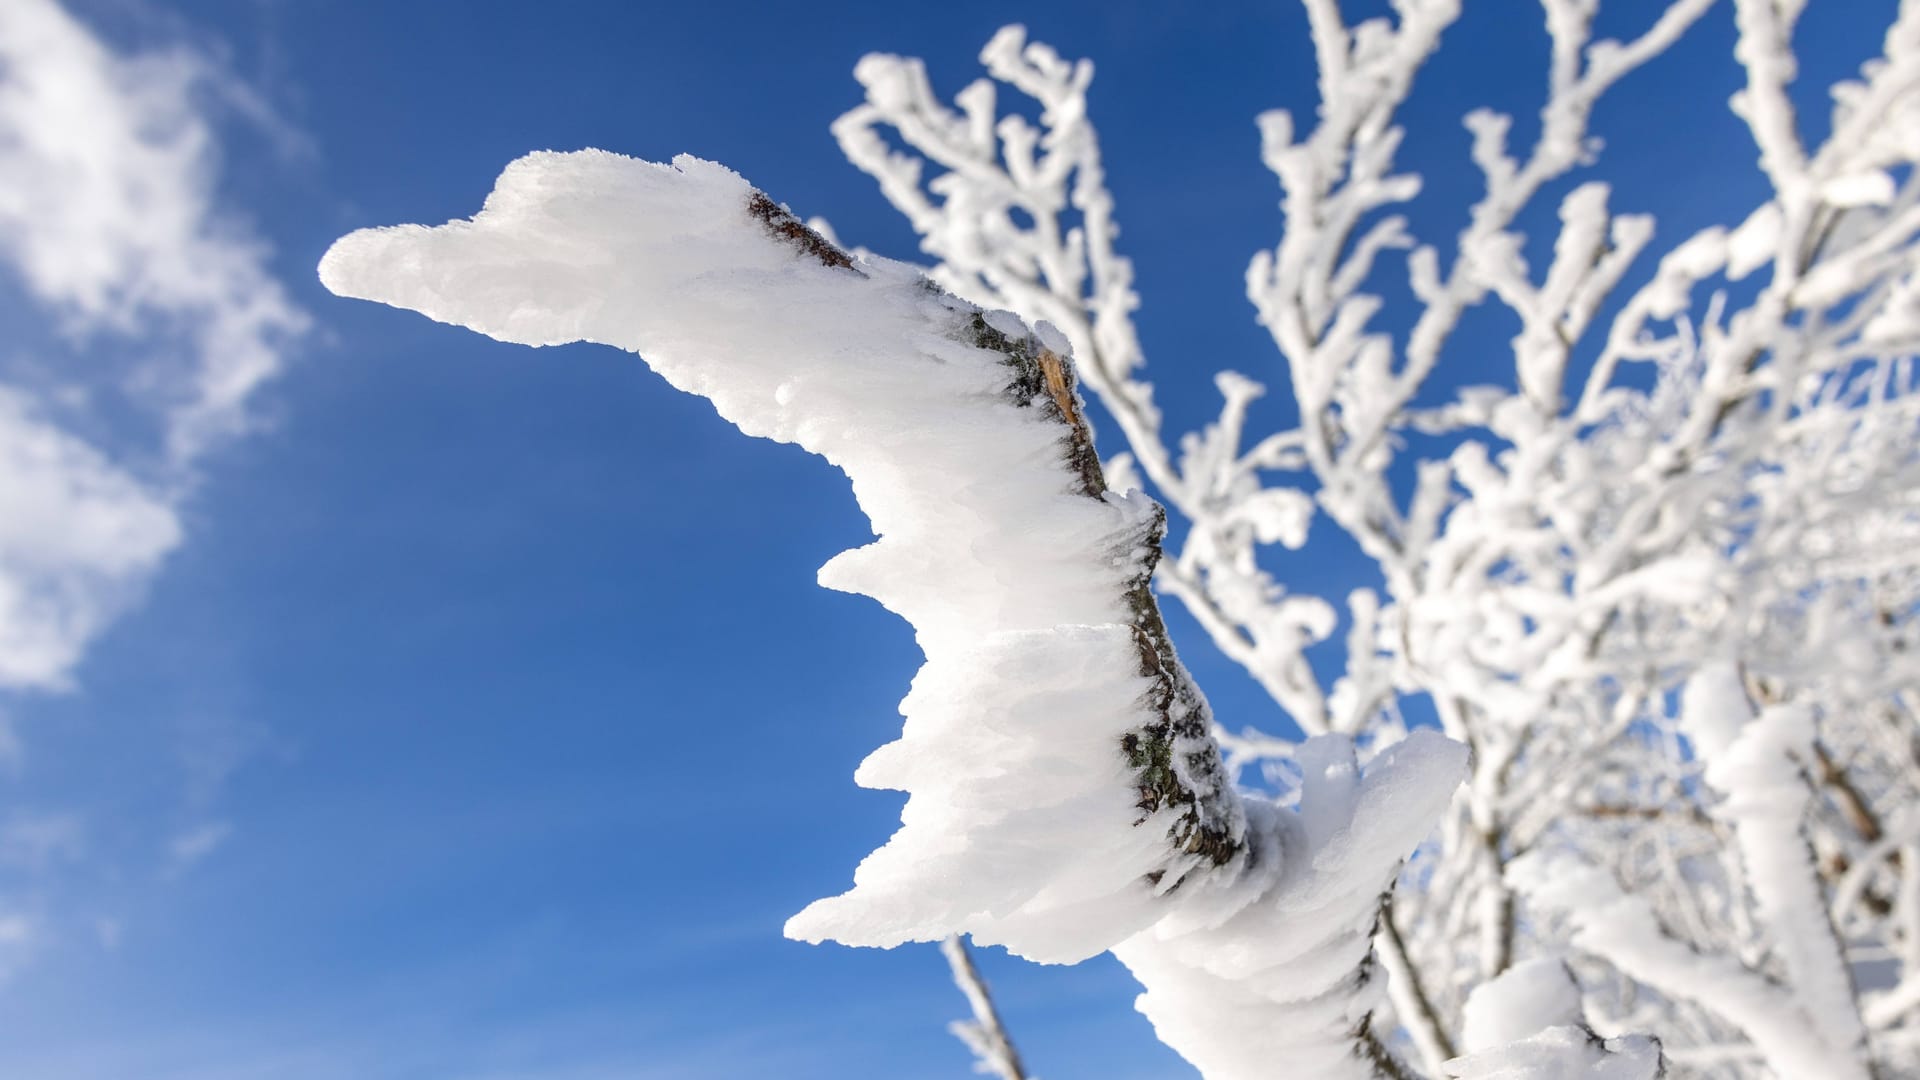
xmin=320 ymin=150 xmax=1258 ymax=962
xmin=321 ymin=152 xmax=1472 ymax=1079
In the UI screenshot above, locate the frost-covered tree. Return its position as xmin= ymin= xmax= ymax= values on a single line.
xmin=320 ymin=2 xmax=1920 ymax=1077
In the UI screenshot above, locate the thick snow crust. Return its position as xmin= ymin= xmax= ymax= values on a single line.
xmin=1116 ymin=732 xmax=1465 ymax=1078
xmin=322 ymin=150 xmax=1469 ymax=1078
xmin=1443 ymin=959 xmax=1660 ymax=1079
xmin=323 ymin=151 xmax=1203 ymax=960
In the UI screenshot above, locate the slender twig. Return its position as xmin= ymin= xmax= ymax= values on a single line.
xmin=1377 ymin=894 xmax=1458 ymax=1073
xmin=940 ymin=936 xmax=1032 ymax=1080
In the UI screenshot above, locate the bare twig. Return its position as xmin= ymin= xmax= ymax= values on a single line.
xmin=941 ymin=936 xmax=1032 ymax=1080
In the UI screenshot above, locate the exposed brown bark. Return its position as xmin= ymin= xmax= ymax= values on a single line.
xmin=964 ymin=309 xmax=1242 ymax=874
xmin=1812 ymin=742 xmax=1885 ymax=845
xmin=745 ymin=192 xmax=856 ymax=271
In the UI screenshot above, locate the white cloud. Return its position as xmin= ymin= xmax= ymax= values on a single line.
xmin=0 ymin=812 xmax=86 ymax=869
xmin=0 ymin=911 xmax=39 ymax=982
xmin=93 ymin=915 xmax=122 ymax=951
xmin=0 ymin=389 xmax=180 ymax=688
xmin=166 ymin=819 xmax=231 ymax=869
xmin=0 ymin=0 xmax=306 ymax=691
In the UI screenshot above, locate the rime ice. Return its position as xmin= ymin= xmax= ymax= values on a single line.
xmin=322 ymin=150 xmax=1468 ymax=1079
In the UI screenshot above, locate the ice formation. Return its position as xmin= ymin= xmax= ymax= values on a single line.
xmin=1442 ymin=958 xmax=1661 ymax=1079
xmin=321 ymin=150 xmax=1468 ymax=1078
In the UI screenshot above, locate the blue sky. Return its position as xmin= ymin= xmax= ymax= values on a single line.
xmin=0 ymin=1 xmax=1897 ymax=1077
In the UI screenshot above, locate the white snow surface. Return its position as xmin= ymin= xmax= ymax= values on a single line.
xmin=1445 ymin=957 xmax=1660 ymax=1079
xmin=1443 ymin=1028 xmax=1662 ymax=1080
xmin=1686 ymin=681 xmax=1874 ymax=1069
xmin=321 ymin=150 xmax=1471 ymax=1076
xmin=321 ymin=150 xmax=1199 ymax=961
xmin=1460 ymin=957 xmax=1584 ymax=1052
xmin=1116 ymin=731 xmax=1465 ymax=1079
xmin=1678 ymin=661 xmax=1750 ymax=761
xmin=1511 ymin=850 xmax=1864 ymax=1080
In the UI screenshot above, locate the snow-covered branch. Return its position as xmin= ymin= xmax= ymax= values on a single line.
xmin=319 ymin=0 xmax=1920 ymax=1073
xmin=835 ymin=2 xmax=1920 ymax=1075
xmin=838 ymin=24 xmax=1348 ymax=741
xmin=320 ymin=151 xmax=1469 ymax=1078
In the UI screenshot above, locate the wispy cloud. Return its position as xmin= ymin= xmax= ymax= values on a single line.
xmin=0 ymin=911 xmax=37 ymax=981
xmin=165 ymin=819 xmax=230 ymax=869
xmin=0 ymin=0 xmax=304 ymax=990
xmin=0 ymin=0 xmax=307 ymax=692
xmin=0 ymin=812 xmax=86 ymax=870
xmin=0 ymin=389 xmax=181 ymax=689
